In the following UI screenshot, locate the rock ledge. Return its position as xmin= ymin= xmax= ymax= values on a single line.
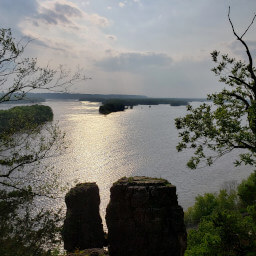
xmin=106 ymin=176 xmax=187 ymax=256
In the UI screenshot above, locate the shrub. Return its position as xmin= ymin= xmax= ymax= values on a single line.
xmin=238 ymin=171 xmax=256 ymax=207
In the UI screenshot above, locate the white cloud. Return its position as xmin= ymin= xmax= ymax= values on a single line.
xmin=88 ymin=13 xmax=109 ymax=27
xmin=2 ymin=0 xmax=254 ymax=97
xmin=32 ymin=1 xmax=109 ymax=28
xmin=119 ymin=2 xmax=125 ymax=8
xmin=17 ymin=0 xmax=114 ymax=68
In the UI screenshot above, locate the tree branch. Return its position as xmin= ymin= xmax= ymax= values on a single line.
xmin=241 ymin=12 xmax=256 ymax=38
xmin=225 ymin=91 xmax=250 ymax=109
xmin=228 ymin=6 xmax=256 ymax=96
xmin=228 ymin=75 xmax=253 ymax=90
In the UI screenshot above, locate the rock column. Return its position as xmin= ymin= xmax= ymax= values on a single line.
xmin=62 ymin=183 xmax=105 ymax=252
xmin=106 ymin=176 xmax=187 ymax=256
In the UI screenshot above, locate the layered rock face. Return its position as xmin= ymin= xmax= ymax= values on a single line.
xmin=106 ymin=176 xmax=187 ymax=256
xmin=62 ymin=183 xmax=105 ymax=252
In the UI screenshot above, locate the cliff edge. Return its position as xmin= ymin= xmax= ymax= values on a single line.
xmin=106 ymin=176 xmax=187 ymax=256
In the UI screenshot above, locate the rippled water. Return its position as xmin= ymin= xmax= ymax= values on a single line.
xmin=41 ymin=100 xmax=253 ymax=221
xmin=1 ymin=100 xmax=253 ymax=225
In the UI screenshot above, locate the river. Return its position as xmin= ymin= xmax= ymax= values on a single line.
xmin=38 ymin=100 xmax=253 ymax=222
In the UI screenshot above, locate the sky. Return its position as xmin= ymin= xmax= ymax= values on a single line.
xmin=0 ymin=0 xmax=256 ymax=97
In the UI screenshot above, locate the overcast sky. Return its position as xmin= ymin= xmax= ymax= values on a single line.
xmin=0 ymin=0 xmax=256 ymax=97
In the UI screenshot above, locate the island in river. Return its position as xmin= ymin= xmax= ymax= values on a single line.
xmin=5 ymin=92 xmax=206 ymax=115
xmin=97 ymin=98 xmax=205 ymax=115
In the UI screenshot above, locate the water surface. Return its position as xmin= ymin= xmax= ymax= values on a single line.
xmin=42 ymin=100 xmax=253 ymax=221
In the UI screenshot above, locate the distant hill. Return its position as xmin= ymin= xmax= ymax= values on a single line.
xmin=1 ymin=93 xmax=207 ymax=106
xmin=0 ymin=94 xmax=45 ymax=104
xmin=27 ymin=93 xmax=148 ymax=101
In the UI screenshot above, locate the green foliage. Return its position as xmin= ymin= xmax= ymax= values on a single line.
xmin=127 ymin=177 xmax=134 ymax=182
xmin=0 ymin=109 xmax=64 ymax=255
xmin=186 ymin=211 xmax=256 ymax=256
xmin=185 ymin=189 xmax=238 ymax=226
xmin=178 ymin=9 xmax=256 ymax=255
xmin=185 ymin=193 xmax=217 ymax=226
xmin=0 ymin=105 xmax=53 ymax=135
xmin=175 ymin=13 xmax=256 ymax=169
xmin=238 ymin=171 xmax=256 ymax=207
xmin=185 ymin=173 xmax=256 ymax=255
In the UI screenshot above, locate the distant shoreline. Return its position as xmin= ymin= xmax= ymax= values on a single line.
xmin=97 ymin=98 xmax=207 ymax=114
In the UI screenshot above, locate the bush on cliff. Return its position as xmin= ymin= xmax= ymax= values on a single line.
xmin=186 ymin=210 xmax=256 ymax=256
xmin=238 ymin=171 xmax=256 ymax=207
xmin=185 ymin=172 xmax=256 ymax=256
xmin=185 ymin=189 xmax=239 ymax=227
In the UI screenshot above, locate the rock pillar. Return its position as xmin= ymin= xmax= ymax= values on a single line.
xmin=106 ymin=176 xmax=187 ymax=256
xmin=62 ymin=183 xmax=105 ymax=252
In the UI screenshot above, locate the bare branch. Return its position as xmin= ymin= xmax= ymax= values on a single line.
xmin=228 ymin=6 xmax=256 ymax=96
xmin=241 ymin=12 xmax=256 ymax=38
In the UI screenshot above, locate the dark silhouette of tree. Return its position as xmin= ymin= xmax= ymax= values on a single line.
xmin=176 ymin=7 xmax=256 ymax=169
xmin=0 ymin=28 xmax=85 ymax=255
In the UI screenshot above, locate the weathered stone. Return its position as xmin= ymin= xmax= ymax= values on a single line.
xmin=67 ymin=248 xmax=108 ymax=256
xmin=106 ymin=176 xmax=187 ymax=256
xmin=63 ymin=183 xmax=105 ymax=252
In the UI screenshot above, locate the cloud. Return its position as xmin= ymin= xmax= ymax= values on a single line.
xmin=25 ymin=35 xmax=67 ymax=53
xmin=96 ymin=52 xmax=172 ymax=72
xmin=119 ymin=2 xmax=125 ymax=8
xmin=228 ymin=40 xmax=256 ymax=60
xmin=33 ymin=2 xmax=84 ymax=28
xmin=33 ymin=1 xmax=109 ymax=28
xmin=54 ymin=3 xmax=82 ymax=17
xmin=13 ymin=0 xmax=115 ymax=68
xmin=37 ymin=7 xmax=71 ymax=25
xmin=88 ymin=14 xmax=109 ymax=27
xmin=106 ymin=35 xmax=117 ymax=40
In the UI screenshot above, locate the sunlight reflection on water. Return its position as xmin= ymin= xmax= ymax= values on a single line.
xmin=38 ymin=100 xmax=253 ymax=228
xmin=0 ymin=100 xmax=250 ymax=229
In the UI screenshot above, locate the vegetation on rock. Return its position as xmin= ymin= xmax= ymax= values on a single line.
xmin=185 ymin=172 xmax=256 ymax=256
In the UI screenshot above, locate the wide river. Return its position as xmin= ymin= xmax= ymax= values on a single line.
xmin=36 ymin=100 xmax=253 ymax=223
